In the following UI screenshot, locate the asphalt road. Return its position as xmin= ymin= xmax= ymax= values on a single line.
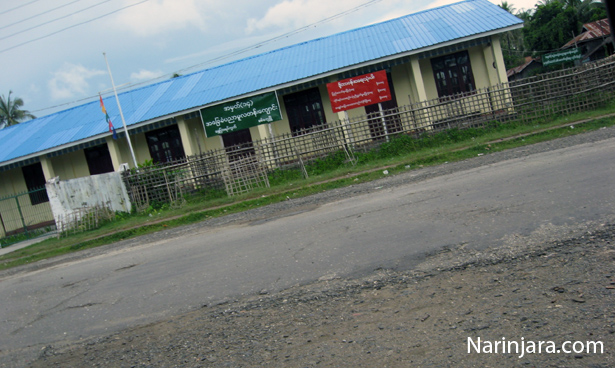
xmin=1 ymin=132 xmax=614 ymax=366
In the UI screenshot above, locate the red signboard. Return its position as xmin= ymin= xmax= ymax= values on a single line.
xmin=326 ymin=70 xmax=392 ymax=113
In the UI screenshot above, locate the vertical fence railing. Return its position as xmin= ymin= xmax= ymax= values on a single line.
xmin=120 ymin=57 xmax=615 ymax=210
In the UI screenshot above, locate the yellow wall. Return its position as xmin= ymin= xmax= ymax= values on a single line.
xmin=185 ymin=117 xmax=208 ymax=155
xmin=0 ymin=168 xmax=27 ymax=199
xmin=49 ymin=151 xmax=90 ymax=180
xmin=419 ymin=57 xmax=438 ymax=101
xmin=272 ymin=95 xmax=292 ymax=136
xmin=0 ymin=166 xmax=53 ymax=237
xmin=469 ymin=45 xmax=491 ymax=90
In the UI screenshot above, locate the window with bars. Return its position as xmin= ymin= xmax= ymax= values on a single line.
xmin=145 ymin=125 xmax=186 ymax=164
xmin=431 ymin=51 xmax=476 ymax=98
xmin=283 ymin=87 xmax=327 ymax=135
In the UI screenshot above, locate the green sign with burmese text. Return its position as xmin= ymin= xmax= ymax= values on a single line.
xmin=543 ymin=48 xmax=581 ymax=66
xmin=200 ymin=92 xmax=281 ymax=137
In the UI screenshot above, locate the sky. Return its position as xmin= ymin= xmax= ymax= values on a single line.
xmin=0 ymin=0 xmax=539 ymax=119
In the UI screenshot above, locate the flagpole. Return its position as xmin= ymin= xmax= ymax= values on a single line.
xmin=103 ymin=52 xmax=138 ymax=168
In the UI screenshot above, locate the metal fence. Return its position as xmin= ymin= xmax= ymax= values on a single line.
xmin=0 ymin=187 xmax=55 ymax=247
xmin=122 ymin=57 xmax=615 ymax=210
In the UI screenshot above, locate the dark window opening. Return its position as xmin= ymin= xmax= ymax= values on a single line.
xmin=431 ymin=51 xmax=476 ymax=99
xmin=364 ymin=71 xmax=402 ymax=139
xmin=283 ymin=87 xmax=327 ymax=135
xmin=84 ymin=145 xmax=114 ymax=175
xmin=22 ymin=163 xmax=49 ymax=205
xmin=145 ymin=125 xmax=186 ymax=164
xmin=222 ymin=129 xmax=254 ymax=161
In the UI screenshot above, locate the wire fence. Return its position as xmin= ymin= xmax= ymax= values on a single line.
xmin=122 ymin=57 xmax=615 ymax=210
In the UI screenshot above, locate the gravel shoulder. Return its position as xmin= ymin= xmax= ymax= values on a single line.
xmin=7 ymin=125 xmax=615 ymax=367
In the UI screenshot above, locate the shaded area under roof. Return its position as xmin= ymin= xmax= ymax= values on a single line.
xmin=0 ymin=0 xmax=522 ymax=167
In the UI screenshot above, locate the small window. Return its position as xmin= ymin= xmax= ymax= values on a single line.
xmin=22 ymin=163 xmax=49 ymax=205
xmin=431 ymin=51 xmax=476 ymax=98
xmin=145 ymin=125 xmax=186 ymax=164
xmin=283 ymin=88 xmax=327 ymax=135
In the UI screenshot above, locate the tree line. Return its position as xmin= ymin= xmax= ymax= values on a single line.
xmin=500 ymin=0 xmax=608 ymax=69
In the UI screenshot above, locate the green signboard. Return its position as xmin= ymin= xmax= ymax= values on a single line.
xmin=201 ymin=92 xmax=282 ymax=137
xmin=543 ymin=48 xmax=581 ymax=66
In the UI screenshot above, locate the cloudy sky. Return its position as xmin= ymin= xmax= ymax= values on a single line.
xmin=0 ymin=0 xmax=538 ymax=118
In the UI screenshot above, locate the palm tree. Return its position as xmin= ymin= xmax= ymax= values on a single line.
xmin=0 ymin=91 xmax=36 ymax=129
xmin=499 ymin=1 xmax=516 ymax=14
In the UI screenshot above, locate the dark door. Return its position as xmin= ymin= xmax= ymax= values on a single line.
xmin=146 ymin=125 xmax=186 ymax=164
xmin=222 ymin=129 xmax=254 ymax=161
xmin=84 ymin=145 xmax=114 ymax=175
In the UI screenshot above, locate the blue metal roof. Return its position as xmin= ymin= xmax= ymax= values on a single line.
xmin=0 ymin=0 xmax=522 ymax=166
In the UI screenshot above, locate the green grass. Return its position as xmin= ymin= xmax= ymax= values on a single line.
xmin=2 ymin=105 xmax=615 ymax=271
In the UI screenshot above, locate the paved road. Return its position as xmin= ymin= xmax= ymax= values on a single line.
xmin=1 ymin=135 xmax=614 ymax=365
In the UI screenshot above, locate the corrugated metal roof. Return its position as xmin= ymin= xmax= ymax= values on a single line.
xmin=0 ymin=0 xmax=522 ymax=167
xmin=563 ymin=18 xmax=610 ymax=48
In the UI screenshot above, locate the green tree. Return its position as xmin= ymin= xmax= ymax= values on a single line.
xmin=499 ymin=2 xmax=526 ymax=69
xmin=524 ymin=1 xmax=579 ymax=55
xmin=0 ymin=91 xmax=36 ymax=129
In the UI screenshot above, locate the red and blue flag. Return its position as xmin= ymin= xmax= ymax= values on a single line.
xmin=99 ymin=94 xmax=118 ymax=140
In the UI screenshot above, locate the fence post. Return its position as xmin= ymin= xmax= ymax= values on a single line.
xmin=0 ymin=211 xmax=6 ymax=236
xmin=15 ymin=196 xmax=28 ymax=237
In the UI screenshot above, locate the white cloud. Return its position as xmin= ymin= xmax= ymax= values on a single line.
xmin=48 ymin=64 xmax=105 ymax=100
xmin=116 ymin=0 xmax=207 ymax=36
xmin=130 ymin=69 xmax=163 ymax=81
xmin=245 ymin=0 xmax=359 ymax=34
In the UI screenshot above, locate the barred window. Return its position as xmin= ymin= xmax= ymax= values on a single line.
xmin=146 ymin=125 xmax=186 ymax=164
xmin=431 ymin=51 xmax=476 ymax=98
xmin=283 ymin=88 xmax=327 ymax=135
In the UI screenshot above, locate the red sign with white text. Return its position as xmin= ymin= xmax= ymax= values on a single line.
xmin=326 ymin=70 xmax=392 ymax=113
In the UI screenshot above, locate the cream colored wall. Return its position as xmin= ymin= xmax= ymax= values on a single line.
xmin=203 ymin=133 xmax=224 ymax=151
xmin=50 ymin=151 xmax=90 ymax=180
xmin=109 ymin=135 xmax=144 ymax=168
xmin=390 ymin=64 xmax=413 ymax=107
xmin=0 ymin=166 xmax=53 ymax=237
xmin=185 ymin=117 xmax=208 ymax=155
xmin=469 ymin=45 xmax=491 ymax=90
xmin=0 ymin=168 xmax=27 ymax=199
xmin=419 ymin=57 xmax=438 ymax=101
xmin=491 ymin=36 xmax=508 ymax=85
xmin=272 ymin=94 xmax=292 ymax=136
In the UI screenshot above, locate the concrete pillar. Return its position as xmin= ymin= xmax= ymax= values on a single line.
xmin=410 ymin=56 xmax=428 ymax=102
xmin=106 ymin=136 xmax=123 ymax=170
xmin=490 ymin=36 xmax=508 ymax=85
xmin=177 ymin=116 xmax=196 ymax=157
xmin=256 ymin=124 xmax=271 ymax=141
xmin=337 ymin=111 xmax=354 ymax=145
xmin=483 ymin=42 xmax=500 ymax=86
xmin=39 ymin=156 xmax=55 ymax=181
